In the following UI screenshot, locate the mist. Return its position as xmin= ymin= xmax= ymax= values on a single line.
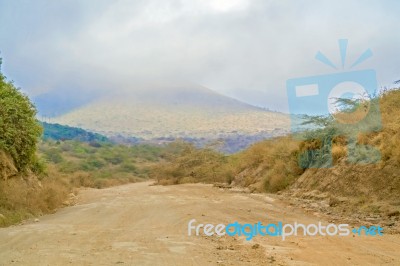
xmin=0 ymin=0 xmax=399 ymax=112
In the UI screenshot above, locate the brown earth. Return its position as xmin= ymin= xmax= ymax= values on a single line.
xmin=0 ymin=181 xmax=399 ymax=265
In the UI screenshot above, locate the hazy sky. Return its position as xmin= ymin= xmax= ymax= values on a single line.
xmin=0 ymin=0 xmax=399 ymax=112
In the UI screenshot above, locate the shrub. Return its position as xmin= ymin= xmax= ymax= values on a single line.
xmin=0 ymin=60 xmax=42 ymax=172
xmin=150 ymin=142 xmax=229 ymax=184
xmin=44 ymin=148 xmax=64 ymax=164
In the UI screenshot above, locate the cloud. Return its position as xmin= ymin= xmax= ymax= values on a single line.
xmin=0 ymin=0 xmax=399 ymax=112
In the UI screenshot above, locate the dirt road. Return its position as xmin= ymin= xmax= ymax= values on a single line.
xmin=0 ymin=182 xmax=399 ymax=265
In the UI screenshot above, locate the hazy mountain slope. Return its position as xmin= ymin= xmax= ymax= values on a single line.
xmin=33 ymin=89 xmax=104 ymax=117
xmin=52 ymin=85 xmax=290 ymax=139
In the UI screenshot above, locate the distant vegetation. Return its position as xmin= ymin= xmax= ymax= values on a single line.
xmin=41 ymin=122 xmax=109 ymax=143
xmin=39 ymin=140 xmax=168 ymax=189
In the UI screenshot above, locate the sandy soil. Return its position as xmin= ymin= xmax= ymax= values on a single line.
xmin=0 ymin=181 xmax=399 ymax=265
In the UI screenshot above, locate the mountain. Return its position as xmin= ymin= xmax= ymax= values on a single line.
xmin=33 ymin=88 xmax=103 ymax=118
xmin=41 ymin=85 xmax=290 ymax=140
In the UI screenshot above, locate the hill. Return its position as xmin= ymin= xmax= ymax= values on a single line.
xmin=44 ymin=85 xmax=289 ymax=139
xmin=41 ymin=122 xmax=109 ymax=143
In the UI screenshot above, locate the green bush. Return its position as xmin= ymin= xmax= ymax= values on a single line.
xmin=43 ymin=148 xmax=64 ymax=164
xmin=0 ymin=60 xmax=43 ymax=172
xmin=118 ymin=162 xmax=137 ymax=173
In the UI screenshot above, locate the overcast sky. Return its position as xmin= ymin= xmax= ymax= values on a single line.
xmin=0 ymin=0 xmax=399 ymax=112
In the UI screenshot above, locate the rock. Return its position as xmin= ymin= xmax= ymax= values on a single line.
xmin=213 ymin=183 xmax=232 ymax=189
xmin=0 ymin=151 xmax=18 ymax=180
xmin=387 ymin=210 xmax=400 ymax=217
xmin=34 ymin=218 xmax=39 ymax=222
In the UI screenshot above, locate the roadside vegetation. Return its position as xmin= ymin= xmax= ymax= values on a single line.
xmin=1 ymin=54 xmax=399 ymax=226
xmin=39 ymin=140 xmax=166 ymax=189
xmin=1 ymin=135 xmax=177 ymax=226
xmin=153 ymin=88 xmax=400 ymax=218
xmin=0 ymin=60 xmax=176 ymax=226
xmin=0 ymin=60 xmax=54 ymax=226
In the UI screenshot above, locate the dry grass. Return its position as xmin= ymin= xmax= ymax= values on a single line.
xmin=153 ymin=136 xmax=304 ymax=193
xmin=151 ymin=143 xmax=231 ymax=185
xmin=0 ymin=140 xmax=166 ymax=227
xmin=235 ymin=136 xmax=303 ymax=192
xmin=289 ymin=88 xmax=400 ymax=217
xmin=153 ymin=89 xmax=400 ymax=200
xmin=331 ymin=145 xmax=347 ymax=164
xmin=0 ymin=161 xmax=144 ymax=227
xmin=0 ymin=175 xmax=69 ymax=226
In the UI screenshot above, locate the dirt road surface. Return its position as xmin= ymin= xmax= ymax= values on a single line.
xmin=1 ymin=181 xmax=399 ymax=265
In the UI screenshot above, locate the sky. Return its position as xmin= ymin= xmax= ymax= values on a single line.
xmin=0 ymin=0 xmax=399 ymax=112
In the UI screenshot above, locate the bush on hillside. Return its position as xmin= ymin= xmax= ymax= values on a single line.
xmin=150 ymin=142 xmax=230 ymax=185
xmin=234 ymin=136 xmax=303 ymax=192
xmin=0 ymin=59 xmax=43 ymax=173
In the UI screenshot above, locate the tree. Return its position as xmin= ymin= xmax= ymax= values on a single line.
xmin=0 ymin=59 xmax=43 ymax=172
